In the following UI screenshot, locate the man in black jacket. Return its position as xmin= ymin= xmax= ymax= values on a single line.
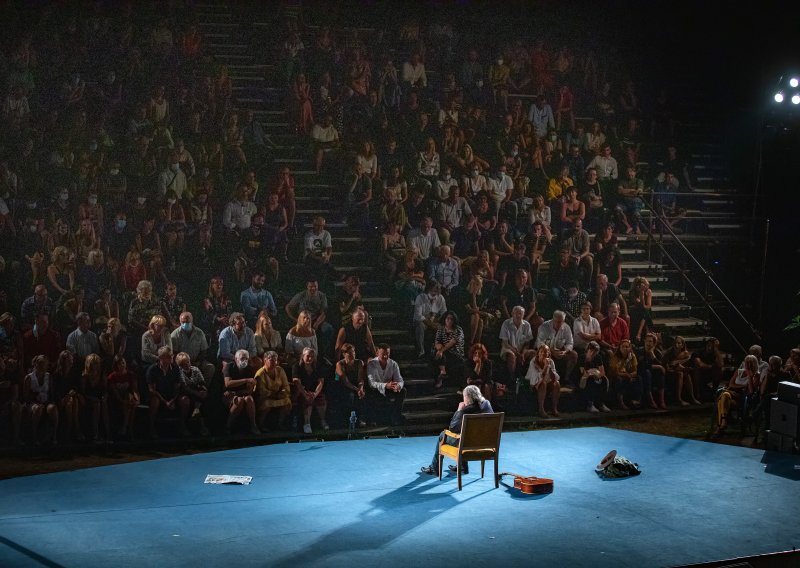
xmin=420 ymin=385 xmax=493 ymax=476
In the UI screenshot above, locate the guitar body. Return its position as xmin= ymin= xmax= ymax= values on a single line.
xmin=502 ymin=472 xmax=554 ymax=494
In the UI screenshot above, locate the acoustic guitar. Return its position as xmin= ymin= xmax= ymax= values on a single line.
xmin=499 ymin=472 xmax=554 ymax=494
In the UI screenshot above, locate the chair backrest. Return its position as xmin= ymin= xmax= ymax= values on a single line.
xmin=459 ymin=412 xmax=504 ymax=452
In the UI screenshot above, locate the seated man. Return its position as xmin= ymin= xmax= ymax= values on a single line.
xmin=588 ymin=273 xmax=628 ymax=321
xmin=175 ymin=351 xmax=209 ymax=436
xmin=240 ymin=272 xmax=277 ymax=329
xmin=572 ymin=301 xmax=602 ymax=354
xmin=599 ymin=302 xmax=630 ymax=359
xmin=499 ymin=305 xmax=535 ymax=381
xmin=170 ymin=311 xmax=216 ymax=383
xmin=535 ymin=310 xmax=577 ymax=387
xmin=303 ymin=216 xmax=336 ymax=282
xmin=217 ymin=312 xmax=257 ymax=365
xmin=310 ymin=114 xmax=340 ymax=173
xmin=408 ymin=216 xmax=441 ymax=263
xmin=222 ymin=349 xmax=260 ymax=435
xmin=652 ymin=171 xmax=686 ymax=230
xmin=426 ymin=245 xmax=460 ymax=296
xmin=420 ymin=384 xmax=493 ymax=476
xmin=561 ymin=219 xmax=593 ymax=290
xmin=65 ymin=312 xmax=101 ymax=361
xmin=365 ymin=343 xmax=406 ymax=426
xmin=146 ymin=346 xmax=189 ymax=439
xmin=413 ymin=281 xmax=447 ymax=359
xmin=22 ymin=313 xmax=63 ymax=370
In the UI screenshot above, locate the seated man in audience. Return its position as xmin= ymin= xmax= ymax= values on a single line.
xmin=426 ymin=245 xmax=460 ymax=296
xmin=497 ymin=242 xmax=531 ymax=290
xmin=561 ymin=219 xmax=593 ymax=290
xmin=240 ymin=271 xmax=277 ymax=329
xmin=437 ymin=186 xmax=472 ymax=245
xmin=616 ymin=165 xmax=645 ymax=234
xmin=65 ymin=312 xmax=100 ymax=362
xmin=222 ymin=349 xmax=260 ymax=435
xmin=500 ymin=269 xmax=541 ymax=330
xmin=573 ymin=301 xmax=602 ymax=355
xmin=20 ymin=285 xmax=55 ymax=328
xmin=413 ymin=281 xmax=447 ymax=359
xmin=559 ymin=281 xmax=588 ymax=323
xmin=420 ymin=384 xmax=493 ymax=476
xmin=22 ymin=313 xmax=63 ymax=370
xmin=406 ymin=189 xmax=436 ymax=232
xmin=303 ymin=216 xmax=336 ymax=282
xmin=692 ymin=337 xmax=724 ymax=397
xmin=285 ymin=278 xmax=334 ymax=359
xmin=408 ymin=216 xmax=442 ymax=263
xmin=170 ymin=312 xmax=216 ymax=383
xmin=175 ymin=351 xmax=209 ymax=436
xmin=499 ymin=305 xmax=535 ymax=381
xmin=548 ymin=247 xmax=580 ymax=307
xmin=335 ymin=308 xmax=375 ymax=362
xmin=366 ymin=343 xmax=406 ymax=426
xmin=653 ymin=170 xmax=686 ymax=230
xmin=310 ymin=114 xmax=341 ymax=173
xmin=217 ymin=312 xmax=257 ymax=366
xmin=600 ymin=303 xmax=630 ymax=358
xmin=535 ymin=310 xmax=577 ymax=387
xmin=146 ymin=346 xmax=189 ymax=438
xmin=588 ymin=273 xmax=627 ymax=321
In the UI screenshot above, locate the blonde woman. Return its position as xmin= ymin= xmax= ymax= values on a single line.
xmin=629 ymin=276 xmax=653 ymax=344
xmin=285 ymin=311 xmax=318 ymax=366
xmin=610 ymin=339 xmax=638 ymax=409
xmin=99 ymin=317 xmax=127 ymax=368
xmin=525 ymin=344 xmax=561 ymax=417
xmin=23 ymin=355 xmax=59 ymax=445
xmin=47 ymin=246 xmax=75 ymax=297
xmin=141 ymin=315 xmax=172 ymax=364
xmin=254 ymin=312 xmax=283 ymax=358
xmin=715 ymin=354 xmax=759 ymax=436
xmin=81 ymin=353 xmax=110 ymax=442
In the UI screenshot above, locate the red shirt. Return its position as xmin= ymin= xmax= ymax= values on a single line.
xmin=600 ymin=316 xmax=629 ymax=349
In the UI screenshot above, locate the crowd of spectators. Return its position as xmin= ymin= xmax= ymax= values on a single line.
xmin=0 ymin=4 xmax=795 ymax=446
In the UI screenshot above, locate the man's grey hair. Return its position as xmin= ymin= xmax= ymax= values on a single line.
xmin=553 ymin=310 xmax=566 ymax=320
xmin=463 ymin=384 xmax=485 ymax=406
xmin=235 ymin=349 xmax=250 ymax=361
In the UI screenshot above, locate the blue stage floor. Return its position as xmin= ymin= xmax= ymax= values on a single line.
xmin=0 ymin=427 xmax=798 ymax=567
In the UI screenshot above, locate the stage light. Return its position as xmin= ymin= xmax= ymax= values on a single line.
xmin=793 ymin=94 xmax=800 ymax=105
xmin=791 ymin=78 xmax=799 ymax=88
xmin=775 ymin=92 xmax=784 ymax=103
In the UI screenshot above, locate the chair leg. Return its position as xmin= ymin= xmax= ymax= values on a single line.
xmin=438 ymin=454 xmax=443 ymax=480
xmin=494 ymin=459 xmax=499 ymax=488
xmin=457 ymin=462 xmax=462 ymax=491
xmin=481 ymin=460 xmax=485 ymax=478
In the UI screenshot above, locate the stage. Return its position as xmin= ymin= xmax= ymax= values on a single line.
xmin=0 ymin=427 xmax=798 ymax=567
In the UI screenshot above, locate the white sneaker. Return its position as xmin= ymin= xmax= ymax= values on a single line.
xmin=587 ymin=404 xmax=599 ymax=413
xmin=321 ymin=421 xmax=330 ymax=431
xmin=599 ymin=404 xmax=611 ymax=412
xmin=303 ymin=424 xmax=312 ymax=434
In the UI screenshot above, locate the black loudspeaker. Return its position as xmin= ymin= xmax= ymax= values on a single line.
xmin=767 ymin=430 xmax=796 ymax=453
xmin=777 ymin=380 xmax=800 ymax=404
xmin=770 ymin=398 xmax=799 ymax=437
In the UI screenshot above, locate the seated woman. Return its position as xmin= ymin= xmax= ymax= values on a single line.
xmin=431 ymin=311 xmax=465 ymax=389
xmin=119 ymin=251 xmax=147 ymax=294
xmin=523 ymin=221 xmax=548 ymax=282
xmin=50 ymin=350 xmax=82 ymax=442
xmin=527 ymin=194 xmax=553 ymax=243
xmin=334 ymin=343 xmax=366 ymax=426
xmin=628 ymin=276 xmax=653 ymax=344
xmin=174 ymin=352 xmax=209 ymax=436
xmin=393 ymin=248 xmax=426 ymax=311
xmin=157 ymin=191 xmax=186 ymax=268
xmin=23 ymin=355 xmax=59 ymax=445
xmin=453 ymin=275 xmax=495 ymax=347
xmin=637 ymin=333 xmax=666 ymax=410
xmin=254 ymin=312 xmax=283 ymax=361
xmin=201 ymin=276 xmax=232 ymax=342
xmin=255 ymin=350 xmax=292 ymax=431
xmin=595 ymin=245 xmax=623 ymax=290
xmin=106 ymin=355 xmax=139 ymax=439
xmin=47 ymin=246 xmax=75 ymax=299
xmin=662 ymin=335 xmax=699 ymax=406
xmin=465 ymin=343 xmax=493 ymax=401
xmin=416 ymin=137 xmax=441 ymax=188
xmin=381 ymin=221 xmax=407 ymax=280
xmin=81 ymin=353 xmax=111 ymax=443
xmin=292 ymin=347 xmax=328 ymax=434
xmin=577 ymin=341 xmax=610 ymax=413
xmin=135 ymin=217 xmax=168 ymax=285
xmin=609 ymin=339 xmax=639 ymax=409
xmin=141 ymin=315 xmax=172 ymax=366
xmin=285 ymin=311 xmax=318 ymax=368
xmin=524 ymin=344 xmax=561 ymax=418
xmin=714 ymin=354 xmax=759 ymax=436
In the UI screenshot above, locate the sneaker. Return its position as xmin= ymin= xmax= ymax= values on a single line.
xmin=420 ymin=466 xmax=436 ymax=475
xmin=191 ymin=408 xmax=201 ymax=418
xmin=599 ymin=404 xmax=611 ymax=412
xmin=321 ymin=421 xmax=330 ymax=431
xmin=679 ymin=400 xmax=690 ymax=407
xmin=587 ymin=403 xmax=599 ymax=413
xmin=303 ymin=424 xmax=312 ymax=434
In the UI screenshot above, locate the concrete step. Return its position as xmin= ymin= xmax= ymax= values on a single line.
xmin=650 ymin=289 xmax=685 ymax=300
xmin=402 ymin=410 xmax=452 ymax=423
xmin=650 ymin=304 xmax=691 ymax=313
xmin=620 ymin=261 xmax=664 ymax=271
xmin=652 ymin=317 xmax=706 ymax=328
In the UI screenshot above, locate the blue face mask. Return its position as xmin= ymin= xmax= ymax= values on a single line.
xmin=180 ymin=322 xmax=193 ymax=332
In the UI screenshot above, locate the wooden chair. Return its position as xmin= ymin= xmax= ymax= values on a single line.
xmin=438 ymin=412 xmax=504 ymax=490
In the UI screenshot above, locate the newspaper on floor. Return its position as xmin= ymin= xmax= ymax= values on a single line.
xmin=204 ymin=474 xmax=252 ymax=485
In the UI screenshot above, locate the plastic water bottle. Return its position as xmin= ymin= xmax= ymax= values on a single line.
xmin=348 ymin=411 xmax=357 ymax=439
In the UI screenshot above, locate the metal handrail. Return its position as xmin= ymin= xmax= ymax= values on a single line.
xmin=643 ymin=202 xmax=760 ymax=354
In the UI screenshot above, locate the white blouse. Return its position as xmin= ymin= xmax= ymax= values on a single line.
xmin=525 ymin=358 xmax=559 ymax=388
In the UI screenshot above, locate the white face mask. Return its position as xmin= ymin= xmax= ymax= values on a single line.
xmin=88 ymin=197 xmax=98 ymax=205
xmin=167 ymin=199 xmax=176 ymax=205
xmin=110 ymin=168 xmax=119 ymax=175
xmin=59 ymin=192 xmax=69 ymax=201
xmin=137 ymin=197 xmax=147 ymax=205
xmin=237 ymin=359 xmax=249 ymax=369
